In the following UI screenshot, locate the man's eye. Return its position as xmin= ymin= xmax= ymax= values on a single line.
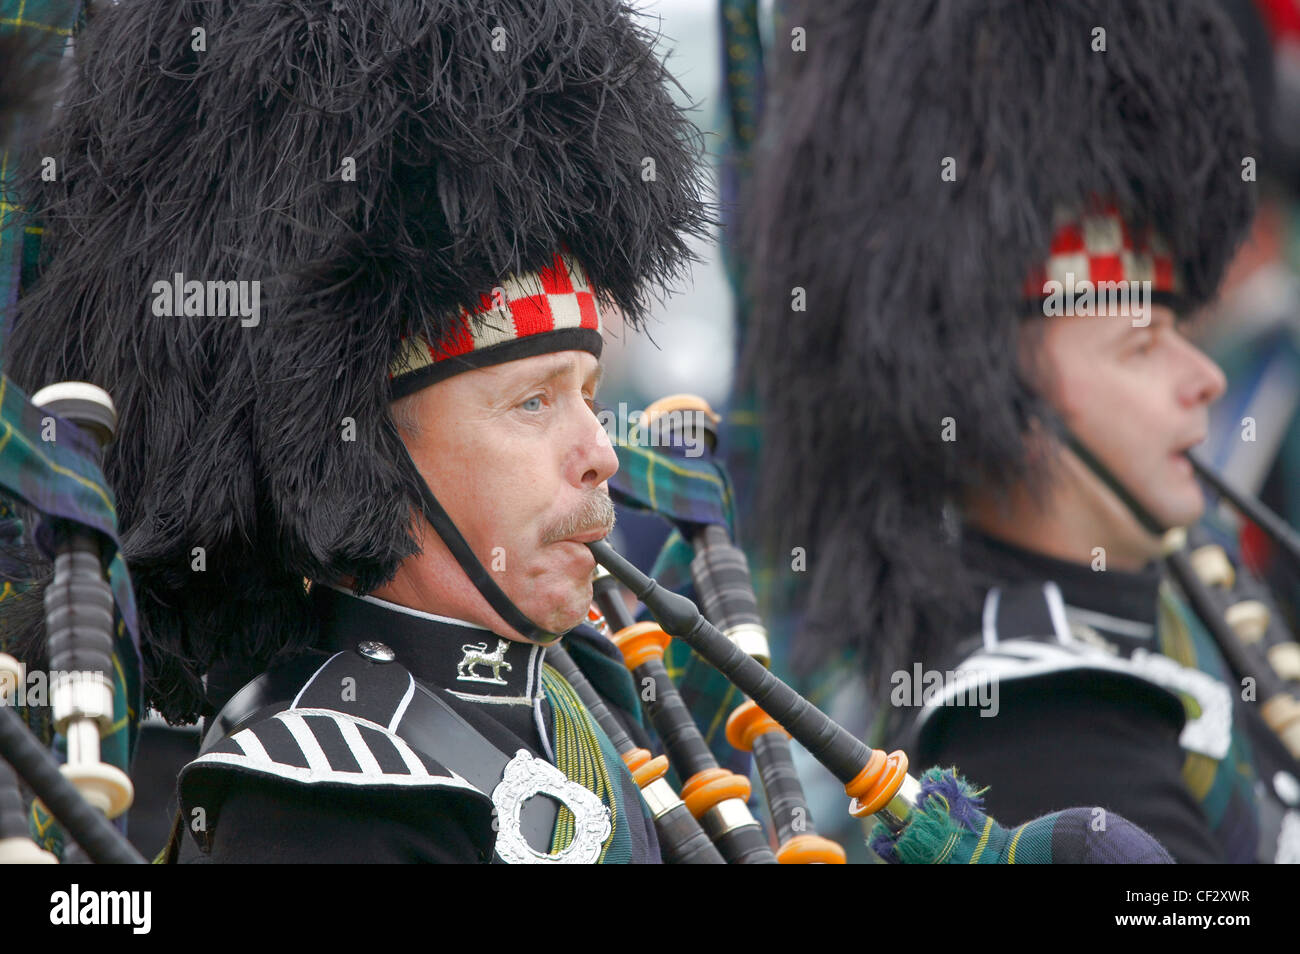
xmin=521 ymin=396 xmax=544 ymax=412
xmin=1131 ymin=332 xmax=1156 ymax=357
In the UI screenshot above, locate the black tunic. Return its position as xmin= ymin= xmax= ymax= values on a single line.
xmin=897 ymin=531 xmax=1300 ymax=864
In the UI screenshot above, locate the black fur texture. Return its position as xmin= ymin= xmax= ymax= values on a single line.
xmin=739 ymin=0 xmax=1256 ymax=690
xmin=5 ymin=0 xmax=712 ymax=722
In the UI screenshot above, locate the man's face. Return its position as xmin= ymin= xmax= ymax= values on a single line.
xmin=1037 ymin=303 xmax=1226 ymax=531
xmin=394 ymin=349 xmax=617 ymax=639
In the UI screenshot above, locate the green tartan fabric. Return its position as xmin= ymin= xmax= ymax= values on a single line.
xmin=609 ymin=436 xmax=735 ymax=530
xmin=716 ymin=0 xmax=764 ymax=309
xmin=872 ymin=769 xmax=1059 ymax=864
xmin=0 ymin=374 xmax=140 ymax=653
xmin=609 ymin=439 xmax=753 ymax=780
xmin=0 ymin=0 xmax=83 ymax=353
xmin=869 ymin=767 xmax=1173 ymax=864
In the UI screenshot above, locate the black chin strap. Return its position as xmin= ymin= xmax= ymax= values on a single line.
xmin=402 ymin=447 xmax=560 ymax=645
xmin=1059 ymin=428 xmax=1171 ymax=538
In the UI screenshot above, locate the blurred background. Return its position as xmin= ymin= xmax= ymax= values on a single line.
xmin=600 ymin=0 xmax=745 ymax=413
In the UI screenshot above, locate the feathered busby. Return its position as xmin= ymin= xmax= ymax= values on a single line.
xmin=739 ymin=0 xmax=1256 ymax=689
xmin=5 ymin=0 xmax=711 ymax=722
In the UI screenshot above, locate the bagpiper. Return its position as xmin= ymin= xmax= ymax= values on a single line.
xmin=741 ymin=0 xmax=1299 ymax=862
xmin=5 ymin=0 xmax=711 ymax=863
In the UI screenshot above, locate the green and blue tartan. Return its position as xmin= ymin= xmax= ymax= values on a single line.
xmin=0 ymin=374 xmax=140 ymax=648
xmin=609 ymin=434 xmax=736 ymax=530
xmin=715 ymin=0 xmax=766 ymax=344
xmin=608 ymin=437 xmax=751 ymax=781
xmin=0 ymin=0 xmax=84 ymax=353
xmin=869 ymin=768 xmax=1173 ymax=864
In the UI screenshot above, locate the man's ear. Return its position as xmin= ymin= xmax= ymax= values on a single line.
xmin=1021 ymin=416 xmax=1056 ymax=464
xmin=1015 ymin=317 xmax=1055 ymax=401
xmin=390 ymin=390 xmax=428 ymax=440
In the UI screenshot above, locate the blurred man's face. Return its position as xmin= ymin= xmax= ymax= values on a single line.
xmin=1037 ymin=303 xmax=1226 ymax=533
xmin=388 ymin=349 xmax=618 ymax=640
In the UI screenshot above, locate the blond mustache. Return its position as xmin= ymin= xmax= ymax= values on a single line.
xmin=543 ymin=491 xmax=616 ymax=544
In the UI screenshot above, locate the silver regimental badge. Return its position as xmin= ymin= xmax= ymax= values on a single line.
xmin=456 ymin=639 xmax=513 ymax=685
xmin=491 ymin=750 xmax=611 ymax=864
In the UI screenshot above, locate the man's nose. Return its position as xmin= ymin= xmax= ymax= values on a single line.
xmin=574 ymin=403 xmax=619 ymax=489
xmin=1177 ymin=338 xmax=1227 ymax=408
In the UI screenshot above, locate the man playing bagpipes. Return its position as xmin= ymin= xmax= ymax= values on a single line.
xmin=2 ymin=0 xmax=1182 ymax=864
xmin=1 ymin=0 xmax=719 ymax=864
xmin=741 ymin=0 xmax=1300 ymax=862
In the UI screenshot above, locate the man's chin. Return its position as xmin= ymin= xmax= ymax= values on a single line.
xmin=516 ymin=590 xmax=591 ymax=637
xmin=1146 ymin=489 xmax=1206 ymax=535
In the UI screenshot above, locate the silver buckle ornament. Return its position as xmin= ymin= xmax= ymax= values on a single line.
xmin=491 ymin=750 xmax=611 ymax=864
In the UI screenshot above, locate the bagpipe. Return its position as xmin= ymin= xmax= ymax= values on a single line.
xmin=0 ymin=384 xmax=927 ymax=864
xmin=583 ymin=539 xmax=914 ymax=864
xmin=1160 ymin=452 xmax=1300 ymax=763
xmin=583 ymin=394 xmax=880 ymax=864
xmin=0 ymin=383 xmax=145 ymax=864
xmin=573 ymin=395 xmax=1083 ymax=864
